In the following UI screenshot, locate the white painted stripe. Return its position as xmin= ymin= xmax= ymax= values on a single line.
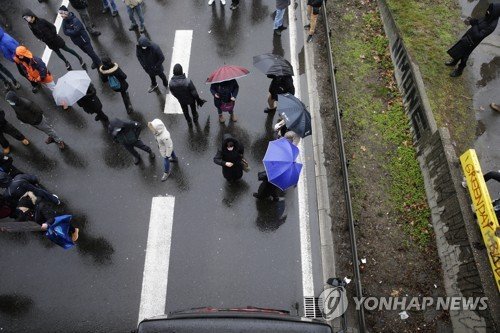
xmin=138 ymin=196 xmax=175 ymax=324
xmin=164 ymin=30 xmax=194 ymax=114
xmin=42 ymin=0 xmax=69 ymax=65
xmin=288 ymin=3 xmax=315 ymax=299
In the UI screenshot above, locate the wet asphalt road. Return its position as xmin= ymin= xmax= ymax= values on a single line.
xmin=0 ymin=1 xmax=323 ymax=332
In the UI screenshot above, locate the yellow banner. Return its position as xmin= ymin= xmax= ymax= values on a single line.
xmin=460 ymin=149 xmax=500 ymax=292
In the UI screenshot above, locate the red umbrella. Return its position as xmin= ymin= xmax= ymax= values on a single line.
xmin=206 ymin=65 xmax=250 ymax=84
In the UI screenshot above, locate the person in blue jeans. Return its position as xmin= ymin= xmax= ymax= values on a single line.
xmin=148 ymin=119 xmax=178 ymax=181
xmin=125 ymin=0 xmax=145 ymax=33
xmin=274 ymin=0 xmax=290 ymax=36
xmin=102 ymin=0 xmax=118 ymax=16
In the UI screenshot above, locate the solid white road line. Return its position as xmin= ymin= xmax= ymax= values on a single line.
xmin=42 ymin=0 xmax=69 ymax=65
xmin=164 ymin=30 xmax=194 ymax=114
xmin=138 ymin=196 xmax=175 ymax=324
xmin=288 ymin=4 xmax=315 ymax=298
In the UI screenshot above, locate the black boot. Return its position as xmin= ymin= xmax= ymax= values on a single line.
xmin=450 ymin=67 xmax=464 ymax=77
xmin=445 ymin=59 xmax=458 ymax=66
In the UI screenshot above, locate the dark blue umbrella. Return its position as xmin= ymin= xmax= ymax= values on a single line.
xmin=253 ymin=53 xmax=294 ymax=76
xmin=263 ymin=138 xmax=303 ymax=191
xmin=277 ymin=93 xmax=312 ymax=138
xmin=45 ymin=215 xmax=75 ymax=249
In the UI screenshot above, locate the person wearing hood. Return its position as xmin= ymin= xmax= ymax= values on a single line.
xmin=13 ymin=46 xmax=55 ymax=93
xmin=99 ymin=57 xmax=133 ymax=114
xmin=124 ymin=0 xmax=146 ymax=33
xmin=76 ymin=83 xmax=109 ymax=124
xmin=264 ymin=74 xmax=295 ymax=113
xmin=22 ymin=9 xmax=84 ymax=71
xmin=210 ymin=79 xmax=239 ymax=123
xmin=446 ymin=3 xmax=500 ymax=77
xmin=60 ymin=6 xmax=102 ymax=70
xmin=68 ymin=0 xmax=101 ymax=37
xmin=213 ymin=134 xmax=245 ymax=182
xmin=108 ymin=118 xmax=154 ymax=165
xmin=304 ymin=0 xmax=324 ymax=43
xmin=169 ymin=63 xmax=206 ymax=126
xmin=0 ymin=28 xmax=22 ymax=89
xmin=0 ymin=109 xmax=30 ymax=155
xmin=5 ymin=91 xmax=65 ymax=149
xmin=148 ymin=119 xmax=178 ymax=181
xmin=0 ymin=171 xmax=61 ymax=206
xmin=16 ymin=191 xmax=79 ymax=241
xmin=136 ymin=36 xmax=168 ymax=93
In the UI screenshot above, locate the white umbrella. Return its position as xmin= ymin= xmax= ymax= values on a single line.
xmin=52 ymin=70 xmax=91 ymax=106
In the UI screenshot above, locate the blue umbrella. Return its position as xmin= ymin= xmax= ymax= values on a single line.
xmin=263 ymin=138 xmax=303 ymax=191
xmin=45 ymin=215 xmax=75 ymax=250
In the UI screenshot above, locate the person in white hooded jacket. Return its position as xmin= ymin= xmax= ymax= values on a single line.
xmin=148 ymin=118 xmax=178 ymax=181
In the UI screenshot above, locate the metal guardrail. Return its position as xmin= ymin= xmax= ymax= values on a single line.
xmin=320 ymin=4 xmax=367 ymax=333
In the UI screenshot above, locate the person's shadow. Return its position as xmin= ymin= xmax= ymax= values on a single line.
xmin=222 ymin=179 xmax=250 ymax=207
xmin=476 ymin=56 xmax=500 ymax=88
xmin=251 ymin=0 xmax=270 ymax=25
xmin=255 ymin=198 xmax=287 ymax=232
xmin=186 ymin=117 xmax=211 ymax=153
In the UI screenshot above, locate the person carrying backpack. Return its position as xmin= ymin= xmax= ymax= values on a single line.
xmin=108 ymin=118 xmax=155 ymax=165
xmin=99 ymin=57 xmax=133 ymax=114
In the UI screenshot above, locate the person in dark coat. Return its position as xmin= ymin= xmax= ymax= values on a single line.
xmin=99 ymin=57 xmax=133 ymax=114
xmin=253 ymin=171 xmax=281 ymax=201
xmin=304 ymin=0 xmax=324 ymax=43
xmin=108 ymin=118 xmax=155 ymax=165
xmin=0 ymin=109 xmax=30 ymax=154
xmin=446 ymin=3 xmax=500 ymax=77
xmin=22 ymin=9 xmax=84 ymax=71
xmin=0 ymin=63 xmax=21 ymax=90
xmin=5 ymin=91 xmax=65 ymax=149
xmin=16 ymin=191 xmax=79 ymax=241
xmin=213 ymin=134 xmax=245 ymax=182
xmin=264 ymin=74 xmax=295 ymax=113
xmin=0 ymin=155 xmax=22 ymax=178
xmin=59 ymin=7 xmax=102 ymax=70
xmin=169 ymin=63 xmax=206 ymax=126
xmin=136 ymin=36 xmax=168 ymax=93
xmin=210 ymin=79 xmax=239 ymax=123
xmin=0 ymin=171 xmax=60 ymax=206
xmin=76 ymin=84 xmax=109 ymax=124
xmin=68 ymin=0 xmax=101 ymax=36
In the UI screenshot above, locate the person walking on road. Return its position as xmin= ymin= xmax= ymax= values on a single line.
xmin=0 ymin=27 xmax=19 ymax=62
xmin=99 ymin=57 xmax=134 ymax=114
xmin=148 ymin=119 xmax=178 ymax=181
xmin=13 ymin=46 xmax=55 ymax=93
xmin=208 ymin=0 xmax=226 ymax=6
xmin=108 ymin=118 xmax=155 ymax=165
xmin=5 ymin=91 xmax=66 ymax=150
xmin=304 ymin=0 xmax=324 ymax=43
xmin=22 ymin=9 xmax=84 ymax=71
xmin=102 ymin=0 xmax=119 ymax=16
xmin=0 ymin=109 xmax=30 ymax=155
xmin=264 ymin=74 xmax=295 ymax=113
xmin=253 ymin=171 xmax=281 ymax=201
xmin=274 ymin=0 xmax=290 ymax=36
xmin=169 ymin=64 xmax=206 ymax=126
xmin=210 ymin=79 xmax=239 ymax=123
xmin=76 ymin=83 xmax=109 ymax=124
xmin=446 ymin=3 xmax=500 ymax=77
xmin=68 ymin=0 xmax=101 ymax=36
xmin=0 ymin=63 xmax=21 ymax=90
xmin=213 ymin=133 xmax=245 ymax=182
xmin=0 ymin=172 xmax=61 ymax=206
xmin=60 ymin=6 xmax=102 ymax=70
xmin=136 ymin=36 xmax=168 ymax=93
xmin=124 ymin=0 xmax=146 ymax=33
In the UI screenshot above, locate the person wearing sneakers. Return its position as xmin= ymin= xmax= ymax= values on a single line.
xmin=208 ymin=0 xmax=226 ymax=6
xmin=0 ymin=172 xmax=61 ymax=206
xmin=169 ymin=64 xmax=206 ymax=126
xmin=5 ymin=91 xmax=66 ymax=150
xmin=124 ymin=0 xmax=146 ymax=33
xmin=16 ymin=191 xmax=79 ymax=242
xmin=22 ymin=9 xmax=85 ymax=71
xmin=0 ymin=109 xmax=29 ymax=155
xmin=68 ymin=0 xmax=101 ymax=37
xmin=274 ymin=0 xmax=291 ymax=36
xmin=136 ymin=36 xmax=168 ymax=93
xmin=148 ymin=119 xmax=178 ymax=181
xmin=210 ymin=79 xmax=239 ymax=123
xmin=304 ymin=0 xmax=324 ymax=43
xmin=13 ymin=46 xmax=56 ymax=93
xmin=108 ymin=118 xmax=155 ymax=165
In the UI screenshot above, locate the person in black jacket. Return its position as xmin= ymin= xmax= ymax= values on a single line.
xmin=76 ymin=84 xmax=109 ymax=124
xmin=304 ymin=0 xmax=324 ymax=43
xmin=5 ymin=91 xmax=65 ymax=149
xmin=0 ymin=110 xmax=29 ymax=155
xmin=22 ymin=9 xmax=84 ymax=71
xmin=99 ymin=57 xmax=134 ymax=114
xmin=0 ymin=155 xmax=22 ymax=177
xmin=446 ymin=3 xmax=500 ymax=77
xmin=68 ymin=0 xmax=101 ymax=36
xmin=264 ymin=75 xmax=295 ymax=113
xmin=213 ymin=134 xmax=245 ymax=182
xmin=0 ymin=172 xmax=60 ymax=206
xmin=210 ymin=79 xmax=239 ymax=123
xmin=59 ymin=7 xmax=102 ymax=70
xmin=108 ymin=118 xmax=154 ymax=165
xmin=169 ymin=63 xmax=206 ymax=126
xmin=136 ymin=36 xmax=168 ymax=93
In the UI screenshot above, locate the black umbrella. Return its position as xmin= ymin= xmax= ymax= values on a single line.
xmin=253 ymin=53 xmax=294 ymax=76
xmin=277 ymin=93 xmax=312 ymax=138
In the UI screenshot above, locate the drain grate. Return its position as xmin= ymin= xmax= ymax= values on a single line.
xmin=304 ymin=297 xmax=322 ymax=318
